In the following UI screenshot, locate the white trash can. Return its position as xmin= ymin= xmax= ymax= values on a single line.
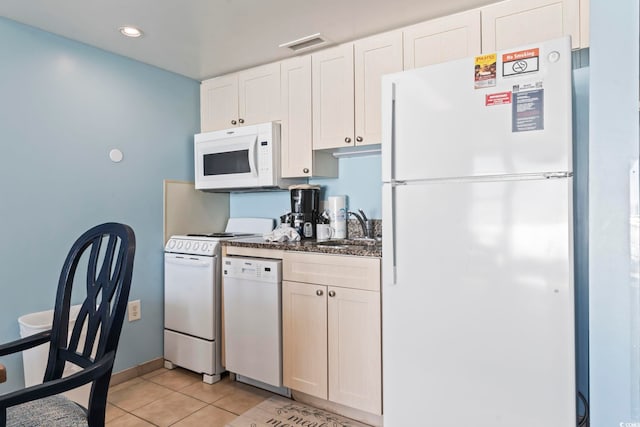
xmin=18 ymin=305 xmax=90 ymax=408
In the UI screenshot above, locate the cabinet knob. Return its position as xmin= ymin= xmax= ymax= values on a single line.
xmin=356 ymin=136 xmax=363 ymax=142
xmin=303 ymin=168 xmax=309 ymax=174
xmin=231 ymin=120 xmax=237 ymax=125
xmin=238 ymin=118 xmax=245 ymax=124
xmin=316 ymin=289 xmax=324 ymax=296
xmin=345 ymin=137 xmax=352 ymax=143
xmin=328 ymin=290 xmax=336 ymax=297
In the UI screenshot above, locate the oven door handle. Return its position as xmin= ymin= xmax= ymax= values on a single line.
xmin=165 ymin=256 xmax=213 ymax=267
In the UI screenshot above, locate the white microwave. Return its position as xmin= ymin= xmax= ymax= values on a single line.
xmin=194 ymin=122 xmax=303 ymax=192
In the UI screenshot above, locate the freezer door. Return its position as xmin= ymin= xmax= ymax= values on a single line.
xmin=382 ymin=177 xmax=575 ymax=426
xmin=381 ymin=37 xmax=572 ymax=182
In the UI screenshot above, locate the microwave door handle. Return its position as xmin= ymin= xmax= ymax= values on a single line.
xmin=248 ymin=136 xmax=258 ymax=177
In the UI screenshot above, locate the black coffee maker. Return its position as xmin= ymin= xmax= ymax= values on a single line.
xmin=289 ymin=185 xmax=321 ymax=239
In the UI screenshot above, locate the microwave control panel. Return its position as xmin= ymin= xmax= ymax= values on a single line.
xmin=258 ymin=140 xmax=272 ymax=176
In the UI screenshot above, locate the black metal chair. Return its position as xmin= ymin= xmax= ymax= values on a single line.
xmin=0 ymin=223 xmax=136 ymax=427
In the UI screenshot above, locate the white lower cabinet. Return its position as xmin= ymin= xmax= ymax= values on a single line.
xmin=282 ymin=280 xmax=328 ymax=398
xmin=327 ymin=286 xmax=381 ymax=414
xmin=282 ymin=252 xmax=382 ymax=415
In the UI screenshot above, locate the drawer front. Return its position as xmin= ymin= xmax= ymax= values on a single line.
xmin=283 ymin=252 xmax=380 ymax=291
xmin=224 ymin=246 xmax=285 ymax=259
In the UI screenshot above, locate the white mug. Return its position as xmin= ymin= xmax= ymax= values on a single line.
xmin=316 ymin=224 xmax=333 ymax=241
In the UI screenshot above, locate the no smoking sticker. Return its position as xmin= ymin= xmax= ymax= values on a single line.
xmin=502 ymin=48 xmax=539 ymax=77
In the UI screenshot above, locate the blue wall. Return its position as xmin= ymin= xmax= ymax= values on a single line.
xmin=231 ymin=154 xmax=382 ymax=219
xmin=0 ymin=18 xmax=199 ymax=391
xmin=589 ymin=0 xmax=640 ymax=425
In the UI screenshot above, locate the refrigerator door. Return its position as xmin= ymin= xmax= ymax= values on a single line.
xmin=382 ymin=177 xmax=575 ymax=426
xmin=381 ymin=37 xmax=572 ymax=183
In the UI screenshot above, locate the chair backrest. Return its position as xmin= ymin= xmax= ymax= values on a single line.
xmin=43 ymin=223 xmax=135 ymax=408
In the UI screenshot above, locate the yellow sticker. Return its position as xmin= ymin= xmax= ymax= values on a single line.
xmin=474 ymin=53 xmax=497 ymax=89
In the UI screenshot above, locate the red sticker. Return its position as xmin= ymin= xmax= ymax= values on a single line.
xmin=502 ymin=48 xmax=539 ymax=62
xmin=485 ymin=91 xmax=512 ymax=106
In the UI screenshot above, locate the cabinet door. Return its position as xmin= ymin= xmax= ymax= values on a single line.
xmin=312 ymin=43 xmax=355 ymax=150
xmin=238 ymin=62 xmax=281 ymax=126
xmin=354 ymin=31 xmax=403 ymax=146
xmin=282 ymin=281 xmax=328 ymax=399
xmin=328 ymin=287 xmax=381 ymax=415
xmin=281 ymin=56 xmax=313 ymax=178
xmin=579 ymin=0 xmax=589 ymax=47
xmin=481 ymin=0 xmax=581 ymax=51
xmin=283 ymin=252 xmax=380 ymax=292
xmin=403 ymin=10 xmax=481 ymax=70
xmin=200 ymin=74 xmax=239 ymax=132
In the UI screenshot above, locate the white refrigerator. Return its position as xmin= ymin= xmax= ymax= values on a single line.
xmin=381 ymin=37 xmax=575 ymax=426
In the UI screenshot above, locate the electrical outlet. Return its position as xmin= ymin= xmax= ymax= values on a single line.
xmin=128 ymin=300 xmax=141 ymax=322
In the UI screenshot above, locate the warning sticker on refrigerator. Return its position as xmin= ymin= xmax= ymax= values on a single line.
xmin=485 ymin=91 xmax=512 ymax=106
xmin=474 ymin=53 xmax=497 ymax=89
xmin=512 ymin=89 xmax=544 ymax=132
xmin=502 ymin=48 xmax=539 ymax=77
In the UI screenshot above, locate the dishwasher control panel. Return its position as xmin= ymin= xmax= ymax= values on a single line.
xmin=222 ymin=257 xmax=282 ymax=283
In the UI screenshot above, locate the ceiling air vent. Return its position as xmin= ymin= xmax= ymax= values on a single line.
xmin=279 ymin=33 xmax=329 ymax=53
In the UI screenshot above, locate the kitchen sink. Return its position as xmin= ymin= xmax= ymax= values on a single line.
xmin=312 ymin=238 xmax=380 ymax=251
xmin=317 ymin=238 xmax=379 ymax=246
xmin=314 ymin=243 xmax=366 ymax=250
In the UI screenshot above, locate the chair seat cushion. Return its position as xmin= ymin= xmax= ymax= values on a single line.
xmin=7 ymin=395 xmax=88 ymax=427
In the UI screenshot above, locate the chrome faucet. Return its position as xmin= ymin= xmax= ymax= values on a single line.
xmin=348 ymin=209 xmax=375 ymax=239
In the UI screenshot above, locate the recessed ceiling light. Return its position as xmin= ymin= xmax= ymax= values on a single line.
xmin=119 ymin=26 xmax=143 ymax=38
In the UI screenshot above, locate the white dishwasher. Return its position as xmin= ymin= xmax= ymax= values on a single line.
xmin=222 ymin=256 xmax=288 ymax=395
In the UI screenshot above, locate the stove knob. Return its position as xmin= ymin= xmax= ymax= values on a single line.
xmin=167 ymin=240 xmax=176 ymax=249
xmin=185 ymin=242 xmax=192 ymax=250
xmin=193 ymin=242 xmax=200 ymax=250
xmin=201 ymin=243 xmax=209 ymax=252
xmin=177 ymin=241 xmax=184 ymax=249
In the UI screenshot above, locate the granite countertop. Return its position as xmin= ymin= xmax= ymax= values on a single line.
xmin=222 ymin=237 xmax=382 ymax=257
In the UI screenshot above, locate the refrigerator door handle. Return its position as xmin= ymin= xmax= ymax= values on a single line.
xmin=390 ymin=82 xmax=396 ymax=181
xmin=381 ymin=80 xmax=396 ymax=182
xmin=383 ymin=183 xmax=398 ymax=286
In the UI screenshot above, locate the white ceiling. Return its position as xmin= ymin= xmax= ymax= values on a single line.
xmin=0 ymin=0 xmax=496 ymax=81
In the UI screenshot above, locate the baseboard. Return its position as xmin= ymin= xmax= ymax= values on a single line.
xmin=109 ymin=358 xmax=164 ymax=386
xmin=291 ymin=390 xmax=383 ymax=427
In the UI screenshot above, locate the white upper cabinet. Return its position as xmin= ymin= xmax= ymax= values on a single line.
xmin=481 ymin=0 xmax=582 ymax=51
xmin=354 ymin=31 xmax=403 ymax=146
xmin=238 ymin=62 xmax=281 ymax=126
xmin=579 ymin=0 xmax=589 ymax=47
xmin=281 ymin=56 xmax=338 ymax=178
xmin=312 ymin=43 xmax=356 ymax=150
xmin=281 ymin=56 xmax=313 ymax=178
xmin=200 ymin=74 xmax=238 ymax=132
xmin=200 ymin=62 xmax=280 ymax=132
xmin=403 ymin=10 xmax=481 ymax=69
xmin=312 ymin=33 xmax=403 ymax=150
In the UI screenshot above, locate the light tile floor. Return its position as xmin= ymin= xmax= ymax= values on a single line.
xmin=106 ymin=367 xmax=275 ymax=427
